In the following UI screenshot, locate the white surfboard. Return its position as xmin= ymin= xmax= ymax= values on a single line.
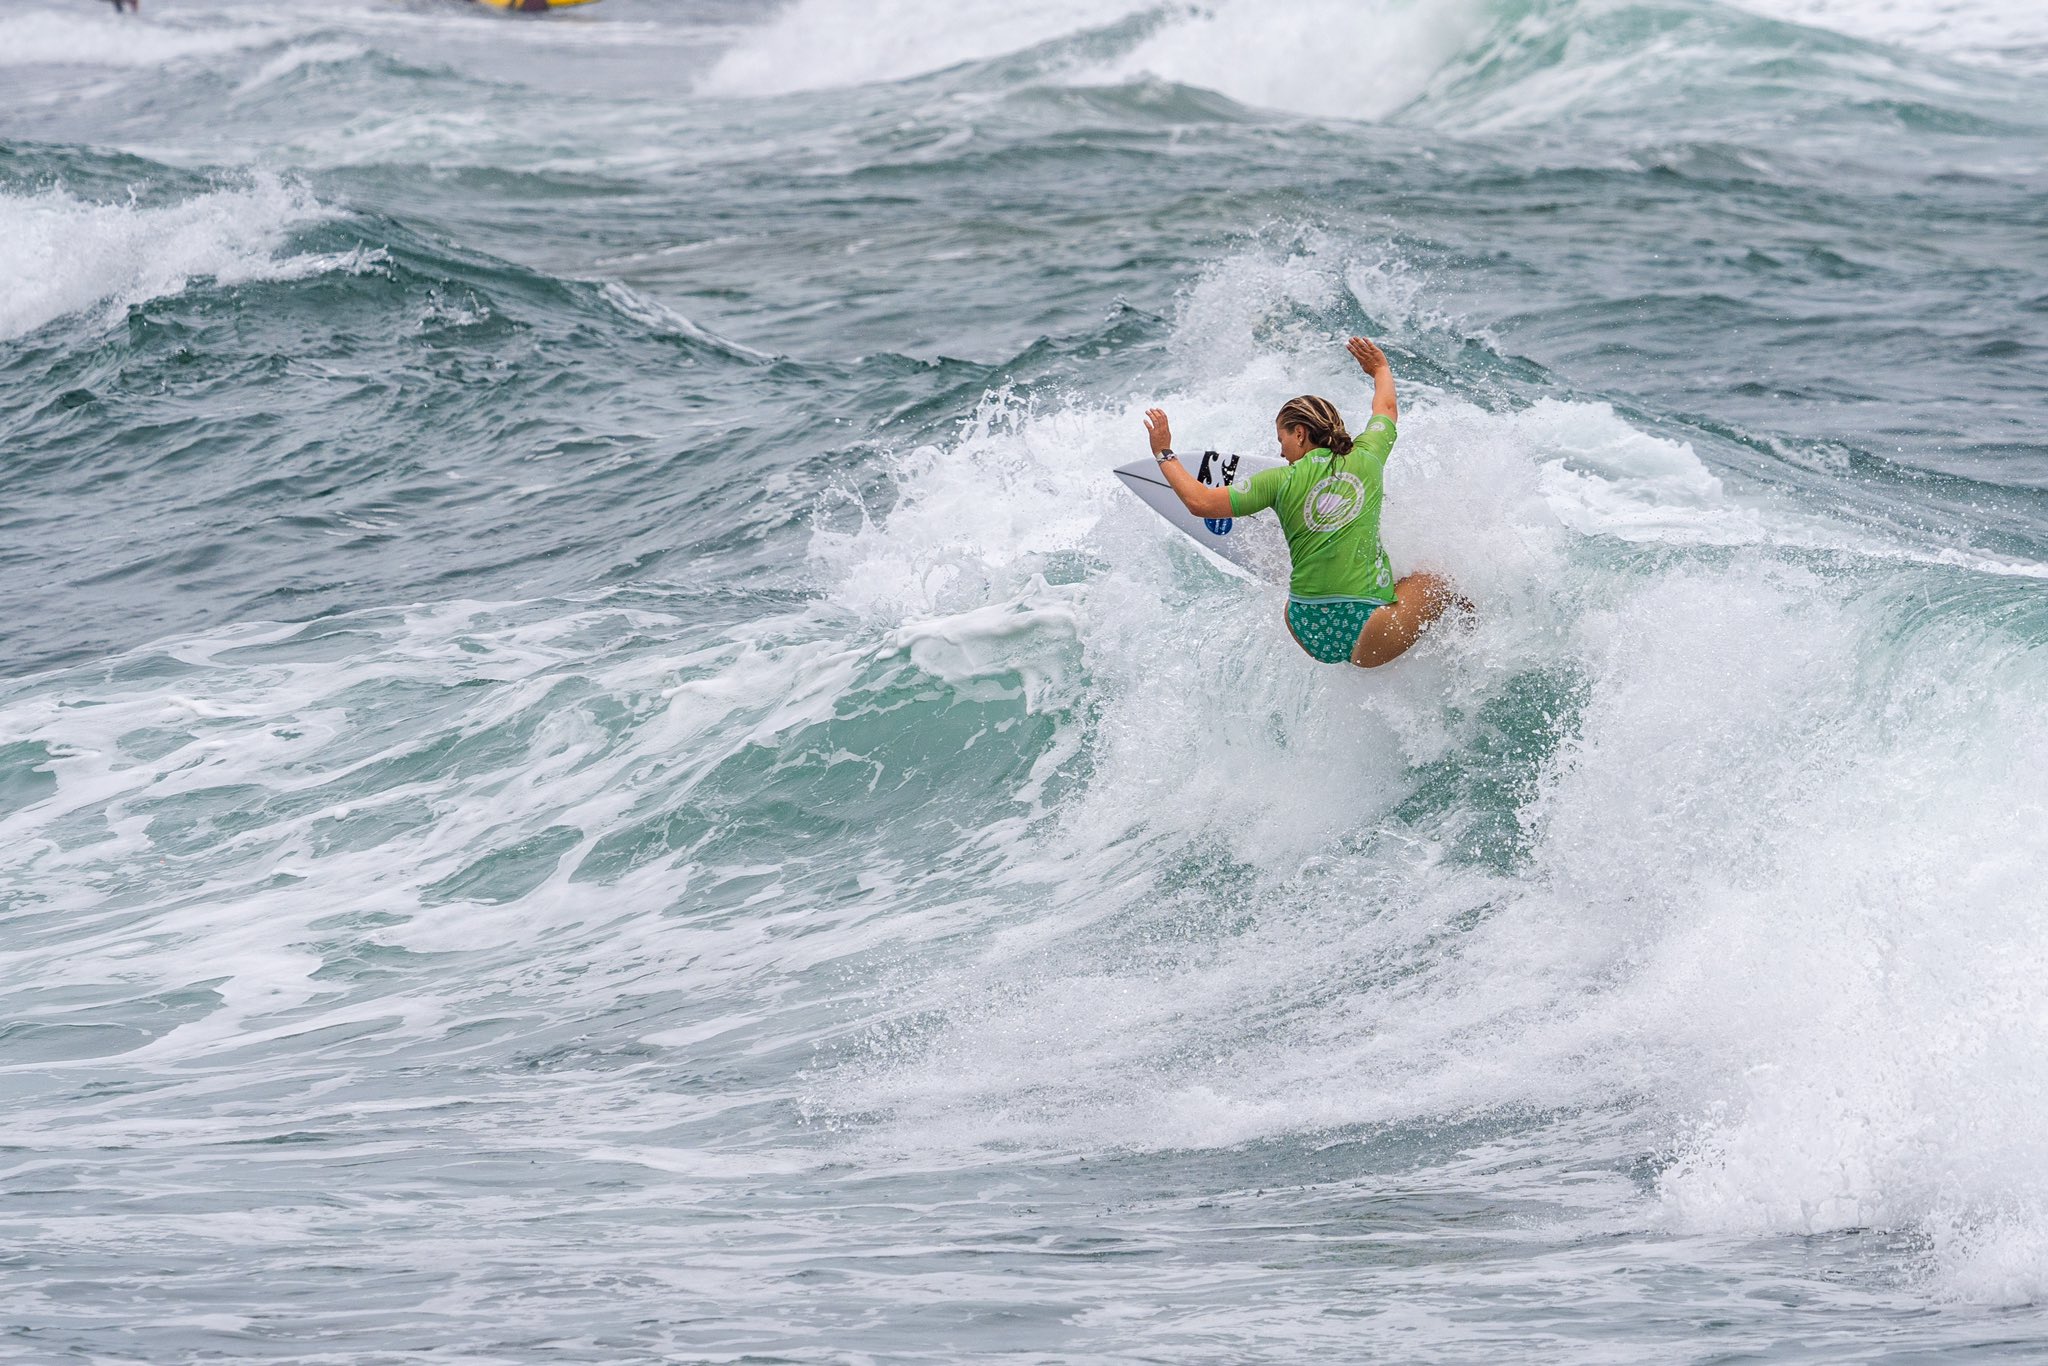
xmin=1114 ymin=450 xmax=1287 ymax=579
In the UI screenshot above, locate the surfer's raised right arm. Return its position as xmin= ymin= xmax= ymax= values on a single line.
xmin=1349 ymin=336 xmax=1398 ymax=422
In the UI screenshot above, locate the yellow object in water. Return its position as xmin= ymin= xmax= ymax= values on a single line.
xmin=468 ymin=0 xmax=601 ymax=11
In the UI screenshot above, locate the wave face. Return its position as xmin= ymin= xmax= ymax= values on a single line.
xmin=5 ymin=0 xmax=2048 ymax=1359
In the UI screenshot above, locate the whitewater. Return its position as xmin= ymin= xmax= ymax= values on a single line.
xmin=3 ymin=0 xmax=2047 ymax=1360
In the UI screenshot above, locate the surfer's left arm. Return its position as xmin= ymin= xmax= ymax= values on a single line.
xmin=1143 ymin=408 xmax=1233 ymax=519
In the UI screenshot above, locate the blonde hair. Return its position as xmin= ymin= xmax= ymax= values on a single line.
xmin=1276 ymin=394 xmax=1353 ymax=456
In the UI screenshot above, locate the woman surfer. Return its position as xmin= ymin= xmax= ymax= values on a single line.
xmin=1144 ymin=336 xmax=1462 ymax=668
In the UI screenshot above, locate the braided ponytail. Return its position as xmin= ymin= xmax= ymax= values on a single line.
xmin=1276 ymin=395 xmax=1353 ymax=457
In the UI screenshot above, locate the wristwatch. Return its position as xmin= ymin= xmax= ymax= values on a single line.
xmin=1154 ymin=447 xmax=1174 ymax=463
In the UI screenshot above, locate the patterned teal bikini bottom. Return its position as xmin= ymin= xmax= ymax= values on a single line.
xmin=1286 ymin=598 xmax=1388 ymax=665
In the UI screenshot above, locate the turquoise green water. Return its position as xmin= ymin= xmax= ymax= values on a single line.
xmin=5 ymin=0 xmax=2048 ymax=1359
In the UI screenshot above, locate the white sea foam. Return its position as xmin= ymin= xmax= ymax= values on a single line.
xmin=6 ymin=204 xmax=2047 ymax=1323
xmin=0 ymin=178 xmax=359 ymax=341
xmin=1076 ymin=0 xmax=1486 ymax=120
xmin=798 ymin=236 xmax=2048 ymax=1305
xmin=702 ymin=0 xmax=2048 ymax=122
xmin=703 ymin=0 xmax=1487 ymax=118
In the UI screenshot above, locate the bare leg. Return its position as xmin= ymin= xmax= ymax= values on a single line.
xmin=1349 ymin=571 xmax=1468 ymax=668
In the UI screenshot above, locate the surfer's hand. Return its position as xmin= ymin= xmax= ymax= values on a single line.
xmin=1144 ymin=408 xmax=1173 ymax=456
xmin=1348 ymin=336 xmax=1389 ymax=377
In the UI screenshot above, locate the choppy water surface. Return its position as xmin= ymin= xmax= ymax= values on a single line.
xmin=5 ymin=0 xmax=2048 ymax=1360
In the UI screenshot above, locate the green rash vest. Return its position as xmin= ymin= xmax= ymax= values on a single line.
xmin=1227 ymin=413 xmax=1397 ymax=604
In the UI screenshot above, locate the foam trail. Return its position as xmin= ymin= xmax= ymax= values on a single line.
xmin=598 ymin=282 xmax=776 ymax=363
xmin=701 ymin=0 xmax=1149 ymax=94
xmin=233 ymin=41 xmax=370 ymax=95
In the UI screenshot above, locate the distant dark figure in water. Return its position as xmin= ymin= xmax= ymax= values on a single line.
xmin=107 ymin=0 xmax=140 ymax=12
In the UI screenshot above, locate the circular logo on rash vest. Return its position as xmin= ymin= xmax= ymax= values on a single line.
xmin=1302 ymin=471 xmax=1366 ymax=531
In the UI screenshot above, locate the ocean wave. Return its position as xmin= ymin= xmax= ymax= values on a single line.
xmin=0 ymin=176 xmax=360 ymax=342
xmin=596 ymin=282 xmax=777 ymax=364
xmin=6 ymin=0 xmax=2048 ymax=1344
xmin=1733 ymin=0 xmax=2048 ymax=73
xmin=700 ymin=0 xmax=2047 ymax=131
xmin=789 ymin=237 xmax=2048 ymax=1308
xmin=1402 ymin=0 xmax=2046 ymax=141
xmin=0 ymin=7 xmax=283 ymax=70
xmin=704 ymin=0 xmax=1488 ymax=121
